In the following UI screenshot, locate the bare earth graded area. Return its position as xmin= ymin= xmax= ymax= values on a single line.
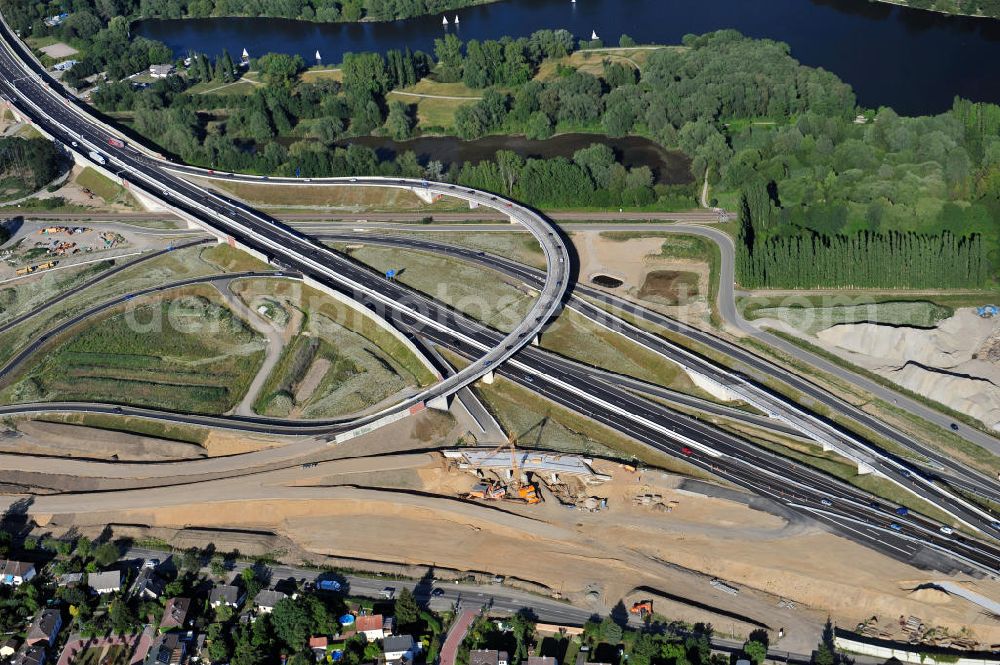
xmin=20 ymin=447 xmax=1000 ymax=654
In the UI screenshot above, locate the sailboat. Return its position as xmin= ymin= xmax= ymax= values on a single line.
xmin=442 ymin=15 xmax=449 ymax=26
xmin=454 ymin=14 xmax=460 ymax=23
xmin=241 ymin=47 xmax=249 ymax=63
xmin=591 ymin=30 xmax=599 ymax=40
xmin=315 ymin=49 xmax=321 ymax=64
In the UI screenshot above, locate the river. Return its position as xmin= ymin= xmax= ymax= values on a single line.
xmin=134 ymin=0 xmax=1000 ymax=116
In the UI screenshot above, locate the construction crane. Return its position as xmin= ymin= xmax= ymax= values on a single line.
xmin=467 ymin=434 xmax=540 ymax=505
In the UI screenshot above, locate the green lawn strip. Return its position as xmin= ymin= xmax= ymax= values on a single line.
xmin=750 ymin=331 xmax=1000 ymax=475
xmin=337 ymin=243 xmax=536 ymax=334
xmin=739 ymin=297 xmax=953 ymax=334
xmin=440 ymin=348 xmax=716 ymax=480
xmin=0 ymin=286 xmax=266 ymax=414
xmin=378 ymin=229 xmax=546 ymax=270
xmin=538 ymin=307 xmax=698 ymax=394
xmin=0 ymin=245 xmax=223 ymax=368
xmin=722 ymin=420 xmax=960 ymax=527
xmin=583 ymin=294 xmax=952 ymax=471
xmin=26 ymin=412 xmax=209 ymax=446
xmin=0 ymin=260 xmax=115 ymax=327
xmin=75 ymin=166 xmax=137 ymax=207
xmin=201 ymin=243 xmax=272 ymax=272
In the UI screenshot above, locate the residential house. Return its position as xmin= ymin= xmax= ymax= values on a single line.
xmin=11 ymin=645 xmax=46 ymax=665
xmin=355 ymin=614 xmax=386 ymax=641
xmin=526 ymin=659 xmax=558 ymax=665
xmin=308 ymin=637 xmax=327 ymax=662
xmin=130 ymin=569 xmax=165 ymax=600
xmin=382 ymin=635 xmax=416 ymax=665
xmin=159 ymin=598 xmax=191 ymax=632
xmin=0 ymin=639 xmax=21 ymax=659
xmin=88 ymin=570 xmax=121 ymax=594
xmin=56 ymin=573 xmax=83 ymax=587
xmin=144 ymin=633 xmax=186 ymax=665
xmin=252 ymin=589 xmax=287 ymax=614
xmin=469 ymin=651 xmax=508 ymax=665
xmin=0 ymin=560 xmax=36 ymax=586
xmin=148 ymin=64 xmax=175 ymax=78
xmin=26 ymin=610 xmax=62 ymax=647
xmin=208 ymin=585 xmax=241 ymax=608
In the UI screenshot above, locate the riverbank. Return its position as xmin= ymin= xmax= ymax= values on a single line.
xmin=873 ymin=0 xmax=996 ymax=20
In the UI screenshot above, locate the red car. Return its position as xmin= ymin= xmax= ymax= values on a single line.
xmin=680 ymin=447 xmax=694 ymax=456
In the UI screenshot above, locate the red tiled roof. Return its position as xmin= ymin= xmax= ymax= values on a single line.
xmin=355 ymin=615 xmax=384 ymax=633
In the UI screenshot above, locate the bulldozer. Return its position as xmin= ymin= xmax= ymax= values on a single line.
xmin=630 ymin=600 xmax=653 ymax=618
xmin=467 ymin=434 xmax=541 ymax=505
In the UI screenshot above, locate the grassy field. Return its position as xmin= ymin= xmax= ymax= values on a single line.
xmin=539 ymin=307 xmax=706 ymax=395
xmin=35 ymin=412 xmax=209 ymax=445
xmin=202 ymin=243 xmax=271 ymax=272
xmin=0 ymin=287 xmax=266 ymax=414
xmin=233 ymin=278 xmax=436 ymax=410
xmin=387 ymin=79 xmax=482 ymax=128
xmin=740 ymin=298 xmax=954 ymax=334
xmin=300 ymin=67 xmax=343 ymax=83
xmin=339 ymin=244 xmax=537 ymax=333
xmin=75 ymin=167 xmax=137 ymax=208
xmin=0 ymin=260 xmax=116 ymax=326
xmin=196 ymin=176 xmax=469 ymax=211
xmin=0 ymin=245 xmax=228 ymax=372
xmin=387 ymin=230 xmax=547 ymax=269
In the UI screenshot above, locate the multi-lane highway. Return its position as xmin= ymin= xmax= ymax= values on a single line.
xmin=0 ymin=15 xmax=998 ymax=574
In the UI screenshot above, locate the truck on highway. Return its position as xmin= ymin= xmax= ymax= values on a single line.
xmin=895 ymin=506 xmax=909 ymax=516
xmin=107 ymin=137 xmax=125 ymax=148
xmin=88 ymin=150 xmax=106 ymax=165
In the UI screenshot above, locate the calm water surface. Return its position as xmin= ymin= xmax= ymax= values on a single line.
xmin=135 ymin=0 xmax=1000 ymax=115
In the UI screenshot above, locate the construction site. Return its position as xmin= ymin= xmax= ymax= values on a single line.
xmin=445 ymin=437 xmax=613 ymax=510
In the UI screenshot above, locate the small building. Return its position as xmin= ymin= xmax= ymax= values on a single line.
xmin=57 ymin=573 xmax=83 ymax=587
xmin=88 ymin=570 xmax=121 ymax=595
xmin=470 ymin=651 xmax=508 ymax=665
xmin=11 ymin=645 xmax=46 ymax=665
xmin=308 ymin=636 xmax=328 ymax=661
xmin=355 ymin=614 xmax=386 ymax=641
xmin=44 ymin=13 xmax=68 ymax=27
xmin=26 ymin=609 xmax=62 ymax=647
xmin=160 ymin=598 xmax=191 ymax=632
xmin=131 ymin=569 xmax=165 ymax=600
xmin=526 ymin=659 xmax=557 ymax=665
xmin=145 ymin=632 xmax=186 ymax=665
xmin=1 ymin=639 xmax=21 ymax=658
xmin=383 ymin=635 xmax=416 ymax=665
xmin=0 ymin=560 xmax=36 ymax=587
xmin=52 ymin=60 xmax=77 ymax=72
xmin=209 ymin=585 xmax=241 ymax=608
xmin=148 ymin=64 xmax=175 ymax=78
xmin=253 ymin=589 xmax=287 ymax=614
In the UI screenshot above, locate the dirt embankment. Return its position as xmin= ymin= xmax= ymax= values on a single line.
xmin=24 ymin=452 xmax=1000 ymax=654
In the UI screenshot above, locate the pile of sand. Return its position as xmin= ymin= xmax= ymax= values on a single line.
xmin=801 ymin=308 xmax=1000 ymax=430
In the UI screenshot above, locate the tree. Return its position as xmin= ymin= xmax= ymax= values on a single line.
xmin=743 ymin=640 xmax=767 ymax=664
xmin=92 ymin=542 xmax=120 ymax=568
xmin=385 ymin=101 xmax=415 ymax=140
xmin=256 ymin=53 xmax=304 ymax=86
xmin=395 ymin=587 xmax=419 ymax=627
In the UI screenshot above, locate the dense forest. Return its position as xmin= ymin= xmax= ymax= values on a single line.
xmin=0 ymin=137 xmax=62 ymax=201
xmin=891 ymin=0 xmax=1000 ymax=18
xmin=6 ymin=1 xmax=997 ymax=287
xmin=1 ymin=0 xmax=498 ymax=29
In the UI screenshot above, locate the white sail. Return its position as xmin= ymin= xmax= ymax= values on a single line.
xmin=315 ymin=50 xmax=321 ymax=61
xmin=454 ymin=14 xmax=459 ymax=23
xmin=241 ymin=47 xmax=249 ymax=60
xmin=591 ymin=30 xmax=598 ymax=40
xmin=442 ymin=15 xmax=449 ymax=25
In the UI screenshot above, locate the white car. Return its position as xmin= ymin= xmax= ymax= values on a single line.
xmin=939 ymin=526 xmax=954 ymax=535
